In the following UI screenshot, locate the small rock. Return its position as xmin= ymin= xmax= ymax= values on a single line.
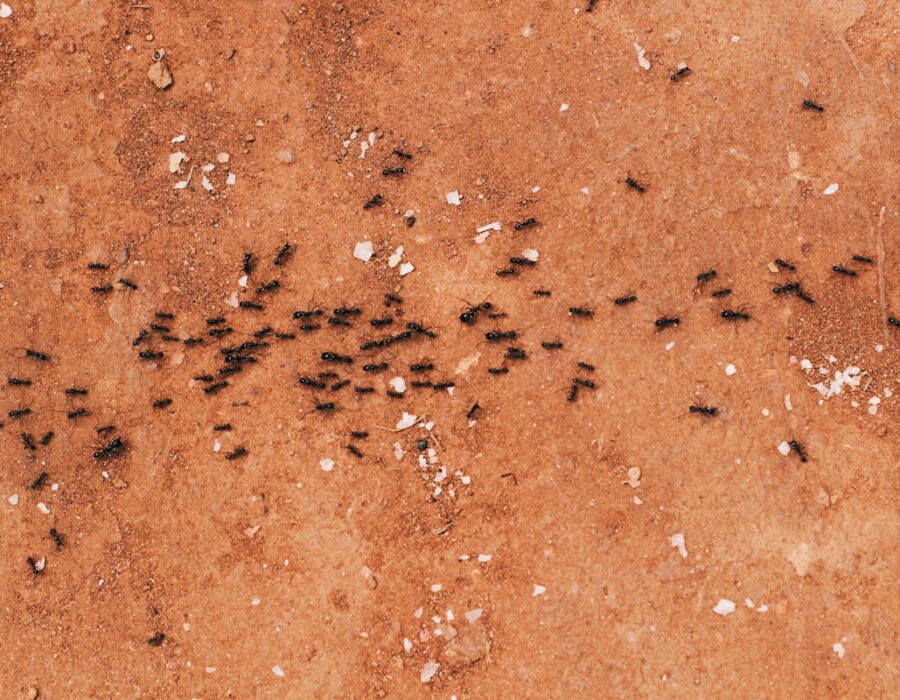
xmin=442 ymin=624 xmax=490 ymax=668
xmin=147 ymin=60 xmax=173 ymax=89
xmin=276 ymin=148 xmax=294 ymax=164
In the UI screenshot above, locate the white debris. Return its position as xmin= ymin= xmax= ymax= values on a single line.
xmin=761 ymin=408 xmax=770 ymax=416
xmin=713 ymin=599 xmax=736 ymax=616
xmin=744 ymin=598 xmax=755 ymax=608
xmin=532 ymin=584 xmax=546 ymax=596
xmin=446 ymin=190 xmax=462 ymax=206
xmin=389 ymin=376 xmax=406 ymax=393
xmin=474 ymin=231 xmax=491 ymax=244
xmin=388 ymin=246 xmax=404 ymax=268
xmin=353 ymin=241 xmax=374 ymax=262
xmin=777 ymin=441 xmax=791 ymax=456
xmin=813 ymin=365 xmax=862 ymax=399
xmin=477 ymin=221 xmax=501 ymax=233
xmin=833 ymin=642 xmax=845 ymax=658
xmin=823 ymin=183 xmax=839 ymax=196
xmin=320 ymin=458 xmax=335 ymax=472
xmin=168 ymin=151 xmax=186 ymax=173
xmin=784 ymin=394 xmax=793 ymax=411
xmin=420 ymin=661 xmax=440 ymax=683
xmin=37 ymin=502 xmax=50 ymax=514
xmin=725 ymin=363 xmax=736 ymax=376
xmin=522 ymin=248 xmax=539 ymax=262
xmin=399 ymin=262 xmax=415 ymax=276
xmin=559 ymin=103 xmax=569 ymax=112
xmin=670 ymin=533 xmax=688 ymax=559
xmin=396 ymin=412 xmax=418 ymax=430
xmin=201 ymin=176 xmax=214 ymax=192
xmin=213 ymin=439 xmax=221 ymax=453
xmin=0 ymin=4 xmax=12 ymax=19
xmin=201 ymin=163 xmax=215 ymax=173
xmin=868 ymin=396 xmax=880 ymax=415
xmin=731 ymin=35 xmax=741 ymax=42
xmin=34 ymin=557 xmax=46 ymax=572
xmin=393 ymin=442 xmax=404 ymax=461
xmin=171 ymin=134 xmax=186 ymax=144
xmin=251 ymin=597 xmax=261 ymax=605
xmin=477 ymin=554 xmax=492 ymax=563
xmin=8 ymin=494 xmax=18 ymax=505
xmin=633 ymin=42 xmax=651 ymax=70
xmin=800 ymin=358 xmax=813 ymax=370
xmin=665 ymin=341 xmax=675 ymax=351
xmin=216 ymin=152 xmax=230 ymax=164
xmin=875 ymin=344 xmax=883 ymax=353
xmin=272 ymin=666 xmax=285 ymax=677
xmin=237 ymin=274 xmax=249 ymax=289
xmin=757 ymin=604 xmax=768 ymax=612
xmin=430 ymin=583 xmax=442 ymax=592
xmin=225 ymin=291 xmax=239 ymax=308
xmin=465 ymin=608 xmax=483 ymax=623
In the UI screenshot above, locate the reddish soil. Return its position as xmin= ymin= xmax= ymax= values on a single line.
xmin=1 ymin=1 xmax=898 ymax=698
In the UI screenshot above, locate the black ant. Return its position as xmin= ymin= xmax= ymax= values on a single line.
xmin=496 ymin=268 xmax=517 ymax=277
xmin=532 ymin=289 xmax=551 ymax=297
xmin=888 ymin=316 xmax=900 ymax=328
xmin=331 ymin=380 xmax=351 ymax=391
xmin=275 ymin=332 xmax=295 ymax=340
xmin=614 ymin=294 xmax=637 ymax=305
xmin=204 ymin=381 xmax=229 ymax=394
xmin=655 ymin=314 xmax=681 ymax=330
xmin=433 ymin=381 xmax=454 ymax=390
xmin=569 ymin=306 xmax=593 ymax=318
xmin=25 ymin=349 xmax=50 ymax=361
xmin=774 ymin=258 xmax=796 ymax=271
xmin=802 ymin=99 xmax=824 ymax=112
xmin=93 ymin=436 xmax=124 ymax=460
xmin=711 ymin=288 xmax=732 ymax=298
xmin=147 ymin=633 xmax=166 ymax=647
xmin=392 ymin=149 xmax=412 ymax=160
xmin=273 ymin=243 xmax=292 ymax=266
xmin=567 ymin=385 xmax=580 ymax=402
xmin=293 ymin=306 xmax=324 ymax=319
xmin=91 ymin=285 xmax=113 ymax=294
xmin=350 ymin=430 xmax=369 ymax=439
xmin=485 ymin=330 xmax=517 ymax=342
xmin=670 ymin=66 xmax=691 ymax=81
xmin=467 ymin=403 xmax=480 ymax=419
xmin=385 ymin=293 xmax=403 ymax=306
xmin=721 ymin=308 xmax=751 ymax=321
xmin=572 ymin=378 xmax=595 ymax=389
xmin=138 ymin=351 xmax=163 ymax=360
xmin=255 ymin=280 xmax=280 ymax=294
xmin=152 ymin=398 xmax=172 ymax=409
xmin=8 ymin=377 xmax=32 ymax=386
xmin=362 ymin=362 xmax=388 ymax=373
xmin=541 ymin=341 xmax=563 ymax=350
xmin=50 ymin=528 xmax=63 ymax=550
xmin=625 ymin=177 xmax=646 ymax=192
xmin=789 ymin=439 xmax=809 ymax=463
xmin=239 ymin=301 xmax=264 ymax=310
xmin=39 ymin=431 xmax=54 ymax=446
xmin=207 ymin=317 xmax=226 ymax=325
xmin=346 ymin=444 xmax=364 ymax=458
xmin=696 ymin=269 xmax=717 ymax=284
xmin=319 ymin=372 xmax=338 ymax=379
xmin=67 ymin=408 xmax=89 ymax=420
xmin=31 ymin=472 xmax=48 ymax=489
xmin=585 ymin=0 xmax=598 ymax=11
xmin=355 ymin=386 xmax=375 ymax=394
xmin=150 ymin=324 xmax=170 ymax=333
xmin=21 ymin=433 xmax=36 ymax=451
xmin=689 ymin=404 xmax=718 ymax=417
xmin=328 ymin=317 xmax=351 ymax=327
xmin=193 ymin=374 xmax=214 ymax=382
xmin=382 ymin=167 xmax=405 ymax=176
xmin=299 ymin=324 xmax=321 ymax=332
xmin=226 ymin=447 xmax=248 ymax=460
xmin=299 ymin=377 xmax=326 ymax=389
xmin=577 ymin=361 xmax=595 ymax=372
xmin=8 ymin=408 xmax=31 ymax=419
xmin=87 ymin=262 xmax=108 ymax=270
xmin=315 ymin=401 xmax=336 ymax=412
xmin=363 ymin=194 xmax=383 ymax=209
xmin=371 ymin=316 xmax=393 ymax=327
xmin=219 ymin=365 xmax=242 ymax=377
xmin=504 ymin=347 xmax=527 ymax=360
xmin=851 ymin=255 xmax=873 ymax=264
xmin=118 ymin=278 xmax=138 ymax=290
xmin=27 ymin=557 xmax=43 ymax=575
xmin=487 ymin=366 xmax=509 ymax=375
xmin=514 ymin=218 xmax=538 ymax=230
xmin=407 ymin=322 xmax=437 ymax=338
xmin=243 ymin=253 xmax=254 ymax=275
xmin=184 ymin=337 xmax=204 ymax=346
xmin=213 ymin=423 xmax=232 ymax=431
xmin=322 ymin=351 xmax=353 ymax=364
xmin=460 ymin=301 xmax=492 ymax=324
xmin=334 ymin=306 xmax=362 ymax=316
xmin=510 ymin=256 xmax=536 ymax=267
xmin=209 ymin=327 xmax=233 ymax=337
xmin=832 ymin=265 xmax=856 ymax=277
xmin=410 ymin=362 xmax=434 ymax=372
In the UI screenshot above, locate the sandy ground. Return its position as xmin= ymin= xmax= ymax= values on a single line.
xmin=1 ymin=1 xmax=899 ymax=698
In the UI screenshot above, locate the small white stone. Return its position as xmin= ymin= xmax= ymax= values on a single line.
xmin=823 ymin=183 xmax=839 ymax=196
xmin=37 ymin=502 xmax=50 ymax=514
xmin=225 ymin=172 xmax=236 ymax=186
xmin=171 ymin=134 xmax=186 ymax=143
xmin=420 ymin=661 xmax=440 ymax=683
xmin=272 ymin=666 xmax=285 ymax=677
xmin=725 ymin=363 xmax=736 ymax=376
xmin=800 ymin=358 xmax=813 ymax=370
xmin=388 ymin=246 xmax=404 ymax=268
xmin=777 ymin=441 xmax=791 ymax=456
xmin=353 ymin=241 xmax=374 ymax=262
xmin=665 ymin=341 xmax=675 ymax=351
xmin=399 ymin=262 xmax=415 ymax=276
xmin=213 ymin=439 xmax=221 ymax=453
xmin=477 ymin=554 xmax=492 ymax=563
xmin=320 ymin=458 xmax=335 ymax=472
xmin=7 ymin=494 xmax=18 ymax=505
xmin=237 ymin=274 xmax=248 ymax=288
xmin=731 ymin=35 xmax=741 ymax=42
xmin=389 ymin=376 xmax=406 ymax=393
xmin=670 ymin=533 xmax=688 ymax=559
xmin=761 ymin=408 xmax=770 ymax=416
xmin=430 ymin=583 xmax=442 ymax=592
xmin=225 ymin=291 xmax=239 ymax=308
xmin=713 ymin=599 xmax=736 ymax=616
xmin=251 ymin=597 xmax=261 ymax=605
xmin=464 ymin=608 xmax=483 ymax=623
xmin=532 ymin=584 xmax=546 ymax=596
xmin=833 ymin=642 xmax=845 ymax=659
xmin=633 ymin=42 xmax=651 ymax=70
xmin=201 ymin=176 xmax=214 ymax=192
xmin=403 ymin=637 xmax=413 ymax=652
xmin=216 ymin=152 xmax=230 ymax=164
xmin=522 ymin=248 xmax=539 ymax=262
xmin=168 ymin=151 xmax=186 ymax=173
xmin=559 ymin=103 xmax=569 ymax=112
xmin=446 ymin=190 xmax=462 ymax=206
xmin=396 ymin=412 xmax=417 ymax=430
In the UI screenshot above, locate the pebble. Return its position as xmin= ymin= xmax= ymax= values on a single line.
xmin=276 ymin=148 xmax=294 ymax=163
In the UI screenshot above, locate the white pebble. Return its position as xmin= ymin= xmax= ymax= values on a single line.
xmin=777 ymin=441 xmax=791 ymax=456
xmin=251 ymin=597 xmax=261 ymax=606
xmin=832 ymin=642 xmax=845 ymax=659
xmin=225 ymin=172 xmax=236 ymax=186
xmin=464 ymin=608 xmax=483 ymax=623
xmin=0 ymin=4 xmax=11 ymax=18
xmin=320 ymin=458 xmax=335 ymax=472
xmin=420 ymin=661 xmax=440 ymax=683
xmin=445 ymin=190 xmax=462 ymax=206
xmin=713 ymin=599 xmax=736 ymax=616
xmin=353 ymin=241 xmax=374 ymax=262
xmin=761 ymin=408 xmax=770 ymax=416
xmin=522 ymin=248 xmax=539 ymax=262
xmin=237 ymin=274 xmax=248 ymax=288
xmin=477 ymin=553 xmax=492 ymax=563
xmin=670 ymin=533 xmax=688 ymax=559
xmin=389 ymin=376 xmax=406 ymax=393
xmin=272 ymin=666 xmax=285 ymax=677
xmin=823 ymin=183 xmax=839 ymax=196
xmin=399 ymin=262 xmax=415 ymax=276
xmin=225 ymin=291 xmax=239 ymax=308
xmin=37 ymin=502 xmax=50 ymax=514
xmin=430 ymin=583 xmax=442 ymax=592
xmin=171 ymin=134 xmax=186 ymax=143
xmin=800 ymin=358 xmax=813 ymax=370
xmin=532 ymin=584 xmax=546 ymax=596
xmin=396 ymin=412 xmax=418 ymax=430
xmin=725 ymin=363 xmax=736 ymax=376
xmin=633 ymin=42 xmax=651 ymax=70
xmin=7 ymin=494 xmax=18 ymax=505
xmin=388 ymin=246 xmax=404 ymax=268
xmin=559 ymin=103 xmax=569 ymax=112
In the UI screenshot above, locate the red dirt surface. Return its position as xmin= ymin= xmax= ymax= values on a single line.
xmin=1 ymin=1 xmax=898 ymax=698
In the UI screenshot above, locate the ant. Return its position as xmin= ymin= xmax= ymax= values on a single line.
xmin=25 ymin=349 xmax=50 ymax=361
xmin=514 ymin=218 xmax=538 ymax=230
xmin=411 ymin=380 xmax=433 ymax=388
xmin=8 ymin=408 xmax=31 ymax=419
xmin=255 ymin=280 xmax=280 ymax=294
xmin=504 ymin=347 xmax=527 ymax=360
xmin=832 ymin=265 xmax=856 ymax=277
xmin=254 ymin=326 xmax=274 ymax=338
xmin=154 ymin=312 xmax=174 ymax=320
xmin=689 ymin=404 xmax=718 ymax=417
xmin=567 ymin=385 xmax=580 ymax=402
xmin=299 ymin=324 xmax=321 ymax=333
xmin=8 ymin=377 xmax=32 ymax=386
xmin=193 ymin=374 xmax=214 ymax=382
xmin=209 ymin=327 xmax=233 ymax=337
xmin=363 ymin=194 xmax=383 ymax=209
xmin=219 ymin=365 xmax=242 ymax=376
xmin=802 ymin=99 xmax=824 ymax=112
xmin=239 ymin=301 xmax=264 ymax=310
xmin=385 ymin=293 xmax=403 ymax=306
xmin=147 ymin=633 xmax=166 ymax=647
xmin=721 ymin=308 xmax=751 ymax=321
xmin=852 ymin=255 xmax=873 ymax=264
xmin=328 ymin=317 xmax=351 ymax=327
xmin=577 ymin=361 xmax=595 ymax=372
xmin=460 ymin=301 xmax=492 ymax=324
xmin=293 ymin=306 xmax=324 ymax=319
xmin=118 ymin=278 xmax=138 ymax=290
xmin=485 ymin=330 xmax=517 ymax=342
xmin=93 ymin=436 xmax=124 ymax=460
xmin=542 ymin=341 xmax=563 ymax=350
xmin=331 ymin=380 xmax=351 ymax=391
xmin=138 ymin=351 xmax=163 ymax=360
xmin=299 ymin=377 xmax=326 ymax=389
xmin=362 ymin=362 xmax=388 ymax=373
xmin=711 ymin=288 xmax=732 ymax=298
xmin=346 ymin=444 xmax=364 ymax=458
xmin=31 ymin=472 xmax=48 ymax=489
xmin=382 ymin=167 xmax=405 ymax=176
xmin=572 ymin=378 xmax=596 ymax=389
xmin=614 ymin=294 xmax=637 ymax=306
xmin=67 ymin=408 xmax=89 ymax=420
xmin=410 ymin=362 xmax=434 ymax=372
xmin=39 ymin=431 xmax=54 ymax=446
xmin=204 ymin=381 xmax=228 ymax=394
xmin=27 ymin=557 xmax=43 ymax=575
xmin=696 ymin=269 xmax=717 ymax=284
xmin=87 ymin=262 xmax=108 ymax=270
xmin=774 ymin=258 xmax=796 ymax=271
xmin=150 ymin=324 xmax=170 ymax=333
xmin=273 ymin=243 xmax=292 ymax=265
xmin=433 ymin=381 xmax=454 ymax=390
xmin=467 ymin=403 xmax=480 ymax=419
xmin=322 ymin=351 xmax=353 ymax=364
xmin=625 ymin=177 xmax=646 ymax=193
xmin=226 ymin=447 xmax=248 ymax=460
xmin=315 ymin=401 xmax=336 ymax=412
xmin=407 ymin=322 xmax=437 ymax=338
xmin=355 ymin=386 xmax=375 ymax=394
xmin=371 ymin=317 xmax=393 ymax=328
xmin=532 ymin=289 xmax=551 ymax=297
xmin=213 ymin=423 xmax=232 ymax=431
xmin=585 ymin=0 xmax=598 ymax=11
xmin=334 ymin=306 xmax=362 ymax=316
xmin=655 ymin=314 xmax=681 ymax=330
xmin=21 ymin=433 xmax=36 ymax=451
xmin=152 ymin=398 xmax=172 ymax=409
xmin=670 ymin=66 xmax=691 ymax=81
xmin=91 ymin=285 xmax=113 ymax=294
xmin=569 ymin=306 xmax=593 ymax=318
xmin=510 ymin=256 xmax=536 ymax=267
xmin=50 ymin=528 xmax=63 ymax=550
xmin=275 ymin=332 xmax=295 ymax=340
xmin=350 ymin=430 xmax=369 ymax=439
xmin=207 ymin=317 xmax=226 ymax=325
xmin=789 ymin=439 xmax=809 ymax=463
xmin=888 ymin=316 xmax=900 ymax=328
xmin=392 ymin=149 xmax=412 ymax=160
xmin=496 ymin=268 xmax=517 ymax=277
xmin=243 ymin=253 xmax=254 ymax=275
